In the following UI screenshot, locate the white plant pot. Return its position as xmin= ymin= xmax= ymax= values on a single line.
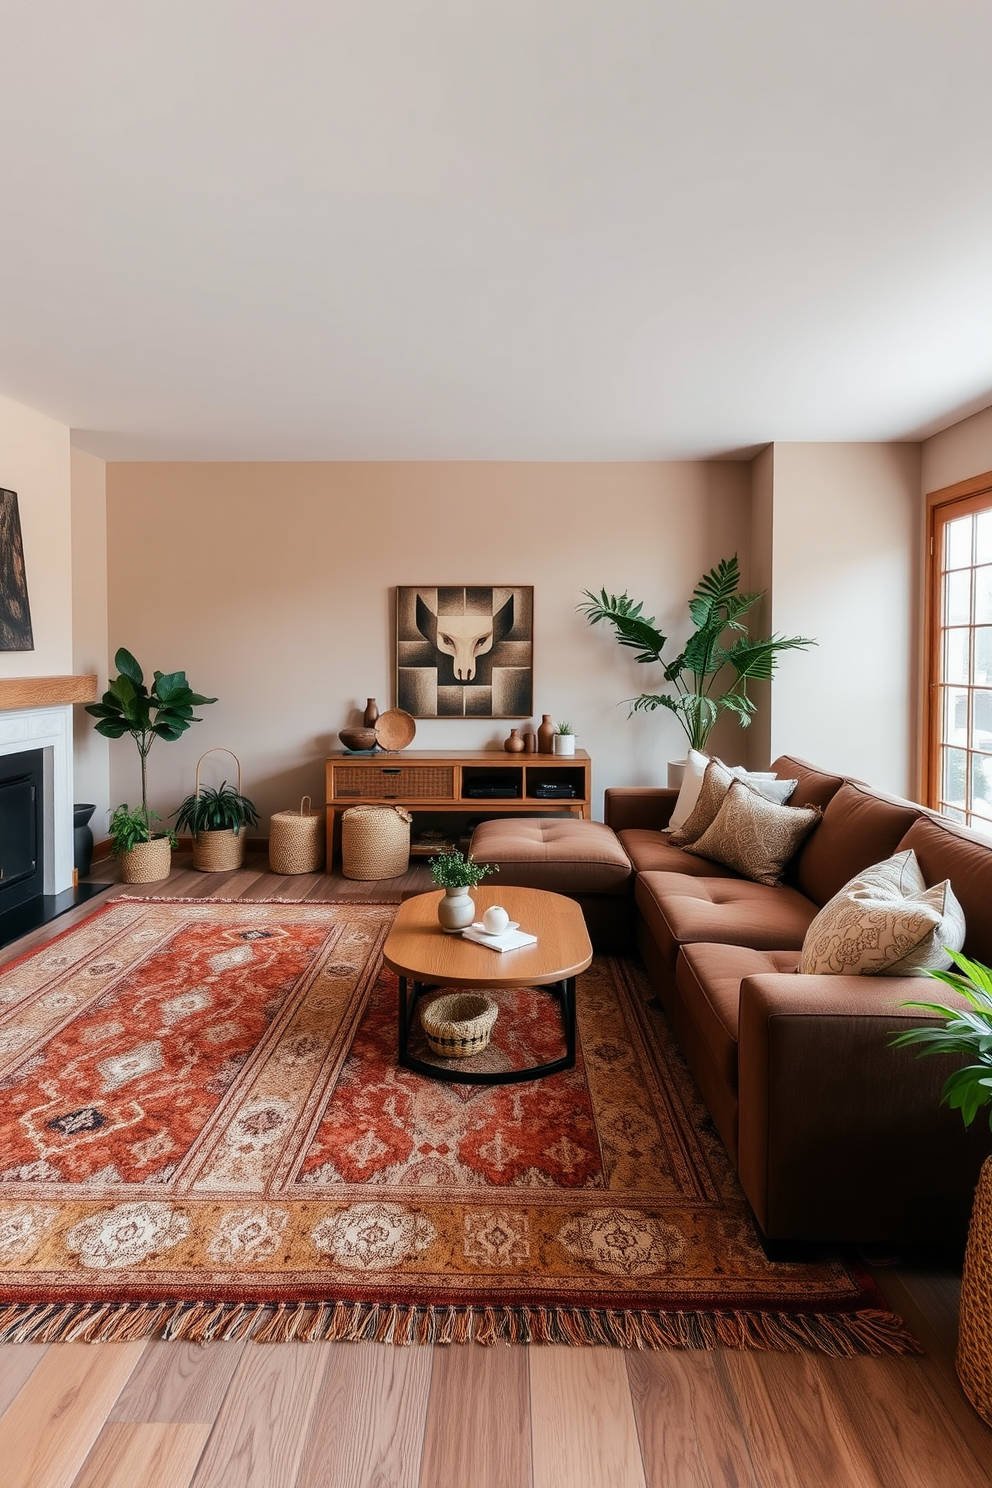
xmin=437 ymin=886 xmax=475 ymax=933
xmin=667 ymin=759 xmax=687 ymax=789
xmin=553 ymin=735 xmax=576 ymax=756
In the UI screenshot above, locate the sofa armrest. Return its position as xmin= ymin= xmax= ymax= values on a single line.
xmin=736 ymin=972 xmax=991 ymax=1245
xmin=604 ymin=787 xmax=678 ymax=832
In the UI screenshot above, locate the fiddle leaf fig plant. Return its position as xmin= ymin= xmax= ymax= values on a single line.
xmin=579 ymin=555 xmax=816 ymax=753
xmin=86 ymin=648 xmax=216 ymax=842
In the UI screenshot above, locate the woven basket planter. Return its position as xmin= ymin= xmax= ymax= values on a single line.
xmin=958 ymin=1155 xmax=992 ymax=1424
xmin=341 ymin=805 xmax=412 ymax=880
xmin=421 ymin=992 xmax=499 ymax=1059
xmin=192 ymin=829 xmax=246 ymax=873
xmin=118 ymin=836 xmax=172 ymax=884
xmin=270 ymin=797 xmax=324 ymax=875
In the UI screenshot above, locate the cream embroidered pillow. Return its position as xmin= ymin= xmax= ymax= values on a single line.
xmin=799 ymin=848 xmax=966 ymax=976
xmin=684 ymin=779 xmax=821 ymax=884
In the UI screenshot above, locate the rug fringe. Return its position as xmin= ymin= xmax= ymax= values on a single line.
xmin=0 ymin=1300 xmax=921 ymax=1353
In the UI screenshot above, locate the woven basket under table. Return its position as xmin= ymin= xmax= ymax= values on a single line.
xmin=341 ymin=804 xmax=413 ymax=880
xmin=421 ymin=992 xmax=499 ymax=1059
xmin=958 ymin=1155 xmax=992 ymax=1425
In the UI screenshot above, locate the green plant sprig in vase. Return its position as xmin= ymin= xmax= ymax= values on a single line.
xmin=428 ymin=850 xmax=498 ymax=890
xmin=579 ymin=554 xmax=815 ymax=754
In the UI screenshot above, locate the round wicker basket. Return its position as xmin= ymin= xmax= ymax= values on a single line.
xmin=341 ymin=805 xmax=412 ymax=880
xmin=119 ymin=836 xmax=172 ymax=884
xmin=192 ymin=828 xmax=245 ymax=873
xmin=421 ymin=992 xmax=499 ymax=1059
xmin=957 ymin=1155 xmax=992 ymax=1424
xmin=269 ymin=797 xmax=324 ymax=875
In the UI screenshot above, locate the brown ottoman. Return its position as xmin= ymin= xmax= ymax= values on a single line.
xmin=468 ymin=818 xmax=634 ymax=951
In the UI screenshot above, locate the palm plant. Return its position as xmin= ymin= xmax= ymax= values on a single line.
xmin=579 ymin=555 xmax=815 ymax=753
xmin=892 ymin=951 xmax=992 ymax=1131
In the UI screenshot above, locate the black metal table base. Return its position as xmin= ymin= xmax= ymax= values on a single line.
xmin=398 ymin=976 xmax=576 ymax=1084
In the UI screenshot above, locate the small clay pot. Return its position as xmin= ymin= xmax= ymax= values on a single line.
xmin=339 ymin=727 xmax=377 ymax=751
xmin=504 ymin=728 xmax=525 ymax=753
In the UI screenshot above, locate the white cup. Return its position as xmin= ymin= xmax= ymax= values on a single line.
xmin=482 ymin=905 xmax=510 ymax=934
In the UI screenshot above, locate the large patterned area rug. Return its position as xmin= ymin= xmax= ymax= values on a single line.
xmin=0 ymin=898 xmax=916 ymax=1352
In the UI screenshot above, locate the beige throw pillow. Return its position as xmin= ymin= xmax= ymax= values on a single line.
xmin=799 ymin=848 xmax=966 ymax=976
xmin=668 ymin=758 xmax=799 ymax=847
xmin=684 ymin=779 xmax=821 ymax=885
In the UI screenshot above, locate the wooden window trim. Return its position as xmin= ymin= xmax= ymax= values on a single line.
xmin=924 ymin=469 xmax=992 ymax=816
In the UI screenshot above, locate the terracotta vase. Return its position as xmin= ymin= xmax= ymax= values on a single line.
xmin=363 ymin=698 xmax=380 ymax=727
xmin=537 ymin=714 xmax=556 ymax=754
xmin=437 ymin=886 xmax=475 ymax=934
xmin=504 ymin=728 xmax=525 ymax=753
xmin=523 ymin=731 xmax=537 ymax=753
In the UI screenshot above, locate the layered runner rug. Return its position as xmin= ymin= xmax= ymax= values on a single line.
xmin=0 ymin=898 xmax=917 ymax=1352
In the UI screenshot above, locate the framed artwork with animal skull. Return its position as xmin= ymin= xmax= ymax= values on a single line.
xmin=396 ymin=586 xmax=533 ymax=718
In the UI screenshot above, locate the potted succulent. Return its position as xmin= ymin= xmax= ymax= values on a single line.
xmin=579 ymin=555 xmax=815 ymax=780
xmin=429 ymin=849 xmax=498 ymax=933
xmin=892 ymin=951 xmax=992 ymax=1424
xmin=172 ymin=751 xmax=260 ymax=872
xmin=86 ymin=648 xmax=216 ymax=883
xmin=553 ymin=721 xmax=576 ymax=756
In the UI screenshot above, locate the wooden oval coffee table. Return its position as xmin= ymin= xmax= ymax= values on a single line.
xmin=383 ymin=885 xmax=593 ymax=1085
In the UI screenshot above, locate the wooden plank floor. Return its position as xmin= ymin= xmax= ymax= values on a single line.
xmin=0 ymin=853 xmax=988 ymax=1488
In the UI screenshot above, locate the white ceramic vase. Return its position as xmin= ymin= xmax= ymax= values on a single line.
xmin=553 ymin=734 xmax=576 ymax=756
xmin=667 ymin=759 xmax=687 ymax=789
xmin=437 ymin=886 xmax=475 ymax=933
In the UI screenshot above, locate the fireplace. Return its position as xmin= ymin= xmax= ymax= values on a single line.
xmin=0 ymin=748 xmax=44 ymax=913
xmin=0 ymin=703 xmax=109 ymax=949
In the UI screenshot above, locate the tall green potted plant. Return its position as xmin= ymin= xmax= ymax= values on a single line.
xmin=892 ymin=952 xmax=992 ymax=1424
xmin=86 ymin=648 xmax=216 ymax=883
xmin=579 ymin=555 xmax=814 ymax=769
xmin=172 ymin=750 xmax=260 ymax=873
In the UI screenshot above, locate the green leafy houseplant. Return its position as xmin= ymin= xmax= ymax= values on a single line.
xmin=429 ymin=850 xmax=498 ymax=890
xmin=579 ymin=554 xmax=815 ymax=753
xmin=108 ymin=805 xmax=177 ymax=854
xmin=173 ymin=782 xmax=260 ymax=838
xmin=86 ymin=648 xmax=216 ymax=845
xmin=891 ymin=951 xmax=992 ymax=1130
xmin=556 ymin=721 xmax=574 ymax=735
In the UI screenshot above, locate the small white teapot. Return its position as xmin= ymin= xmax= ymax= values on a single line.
xmin=482 ymin=905 xmax=510 ymax=934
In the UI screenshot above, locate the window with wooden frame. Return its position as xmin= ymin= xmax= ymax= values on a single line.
xmin=925 ymin=472 xmax=992 ymax=834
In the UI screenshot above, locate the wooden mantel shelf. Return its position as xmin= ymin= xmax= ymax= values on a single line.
xmin=0 ymin=675 xmax=98 ymax=710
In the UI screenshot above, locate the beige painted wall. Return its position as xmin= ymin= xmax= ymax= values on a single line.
xmin=70 ymin=448 xmax=110 ymax=824
xmin=922 ymin=404 xmax=992 ymax=495
xmin=0 ymin=393 xmax=72 ymax=677
xmin=745 ymin=445 xmax=774 ymax=771
xmin=766 ymin=442 xmax=921 ymax=795
xmin=105 ymin=461 xmax=752 ymax=825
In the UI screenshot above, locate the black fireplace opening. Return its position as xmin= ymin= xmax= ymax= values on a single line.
xmin=0 ymin=748 xmax=44 ymax=914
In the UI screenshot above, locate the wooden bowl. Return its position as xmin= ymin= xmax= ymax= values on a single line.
xmin=339 ymin=727 xmax=378 ymax=752
xmin=374 ymin=709 xmax=417 ymax=750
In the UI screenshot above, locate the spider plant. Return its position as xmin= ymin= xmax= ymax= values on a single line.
xmin=173 ymin=781 xmax=260 ymax=838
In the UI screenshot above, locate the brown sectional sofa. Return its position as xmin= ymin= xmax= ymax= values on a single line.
xmin=606 ymin=755 xmax=992 ymax=1249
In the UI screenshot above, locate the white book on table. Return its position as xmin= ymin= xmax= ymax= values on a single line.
xmin=462 ymin=925 xmax=538 ymax=952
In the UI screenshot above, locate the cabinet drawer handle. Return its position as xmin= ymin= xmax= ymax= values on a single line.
xmin=382 ymin=768 xmax=401 ymax=775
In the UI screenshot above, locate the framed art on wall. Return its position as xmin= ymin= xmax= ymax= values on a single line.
xmin=396 ymin=585 xmax=533 ymax=718
xmin=0 ymin=488 xmax=34 ymax=652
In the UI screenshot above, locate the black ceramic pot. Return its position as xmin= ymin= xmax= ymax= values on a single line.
xmin=73 ymin=803 xmax=96 ymax=878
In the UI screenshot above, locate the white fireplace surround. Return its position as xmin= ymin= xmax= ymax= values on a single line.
xmin=0 ymin=705 xmax=74 ymax=895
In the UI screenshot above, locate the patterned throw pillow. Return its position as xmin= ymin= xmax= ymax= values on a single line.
xmin=684 ymin=779 xmax=821 ymax=885
xmin=799 ymin=848 xmax=966 ymax=976
xmin=668 ymin=758 xmax=798 ymax=847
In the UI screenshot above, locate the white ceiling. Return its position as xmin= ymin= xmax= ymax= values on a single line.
xmin=2 ymin=1 xmax=992 ymax=461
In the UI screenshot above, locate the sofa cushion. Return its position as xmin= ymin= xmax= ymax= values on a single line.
xmin=669 ymin=758 xmax=797 ymax=847
xmin=468 ymin=817 xmax=632 ymax=895
xmin=794 ymin=783 xmax=921 ymax=907
xmin=635 ymin=871 xmax=819 ymax=965
xmin=685 ymin=780 xmax=821 ymax=885
xmin=617 ymin=827 xmax=739 ymax=878
xmin=676 ymin=943 xmax=801 ymax=1093
xmin=897 ymin=815 xmax=992 ymax=966
xmin=798 ymin=848 xmax=966 ymax=976
xmin=770 ymin=755 xmax=846 ymax=812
